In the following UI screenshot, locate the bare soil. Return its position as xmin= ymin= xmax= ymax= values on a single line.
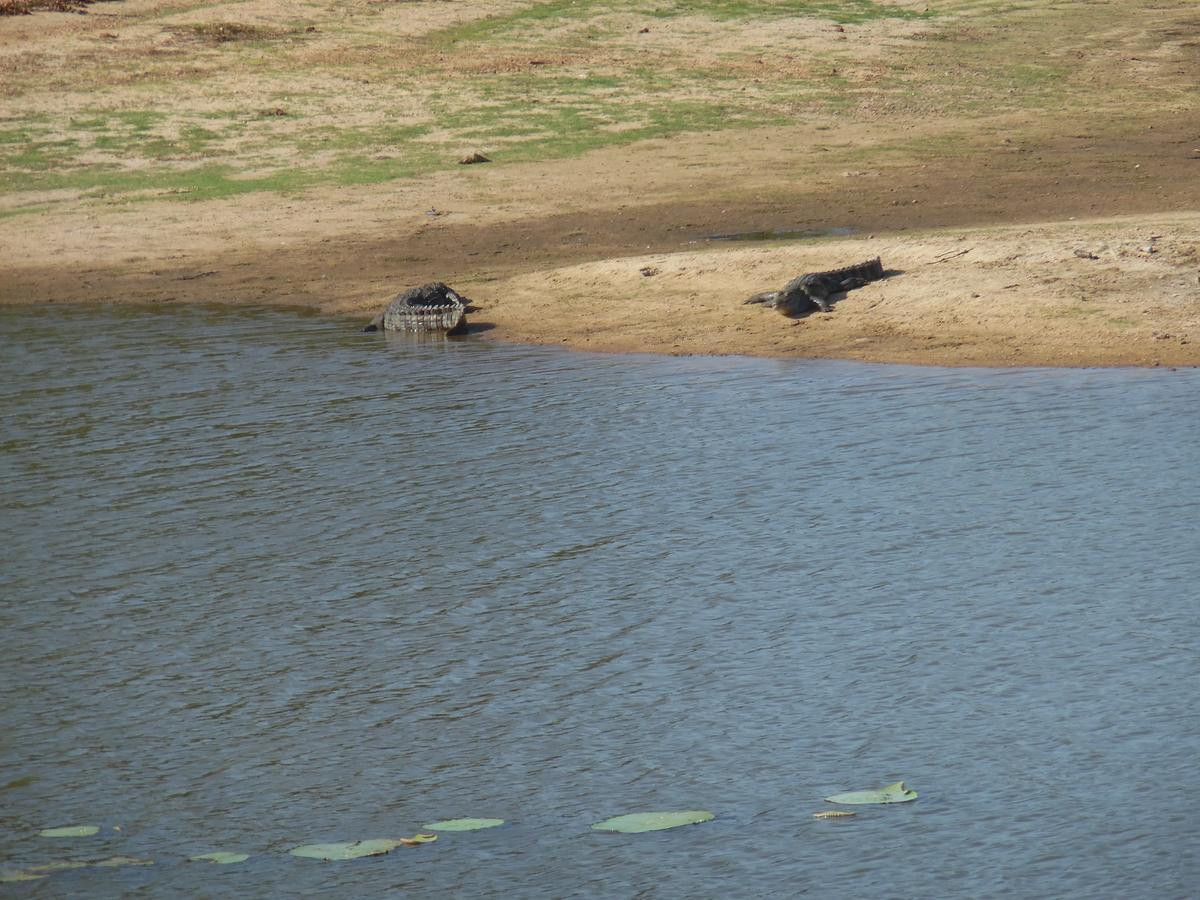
xmin=2 ymin=0 xmax=1198 ymax=367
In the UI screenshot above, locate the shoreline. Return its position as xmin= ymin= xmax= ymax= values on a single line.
xmin=5 ymin=213 xmax=1197 ymax=369
xmin=11 ymin=300 xmax=1200 ymax=372
xmin=9 ymin=295 xmax=1196 ymax=371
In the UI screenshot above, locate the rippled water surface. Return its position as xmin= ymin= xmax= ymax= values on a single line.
xmin=2 ymin=305 xmax=1197 ymax=897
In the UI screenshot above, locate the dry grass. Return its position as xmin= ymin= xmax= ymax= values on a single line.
xmin=167 ymin=22 xmax=299 ymax=45
xmin=0 ymin=0 xmax=115 ymax=15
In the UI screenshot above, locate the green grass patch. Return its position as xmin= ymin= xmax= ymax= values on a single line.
xmin=645 ymin=0 xmax=933 ymax=24
xmin=295 ymin=122 xmax=426 ymax=154
xmin=0 ymin=162 xmax=321 ymax=202
xmin=1008 ymin=63 xmax=1068 ymax=86
xmin=71 ymin=110 xmax=166 ymax=133
xmin=433 ymin=0 xmax=932 ymax=47
xmin=0 ymin=202 xmax=52 ymax=221
xmin=0 ymin=128 xmax=34 ymax=145
xmin=1 ymin=110 xmax=257 ymax=176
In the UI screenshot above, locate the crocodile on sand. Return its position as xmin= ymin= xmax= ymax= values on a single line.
xmin=744 ymin=257 xmax=885 ymax=316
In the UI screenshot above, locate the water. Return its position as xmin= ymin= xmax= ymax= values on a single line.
xmin=705 ymin=225 xmax=856 ymax=242
xmin=1 ymin=305 xmax=1197 ymax=897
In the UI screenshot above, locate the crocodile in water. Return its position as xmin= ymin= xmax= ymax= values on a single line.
xmin=362 ymin=282 xmax=469 ymax=333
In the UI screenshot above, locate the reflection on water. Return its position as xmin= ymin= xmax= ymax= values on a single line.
xmin=1 ymin=305 xmax=1197 ymax=896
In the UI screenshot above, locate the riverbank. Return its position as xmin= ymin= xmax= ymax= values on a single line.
xmin=477 ymin=213 xmax=1200 ymax=367
xmin=2 ymin=0 xmax=1198 ymax=366
xmin=7 ymin=203 xmax=1196 ymax=371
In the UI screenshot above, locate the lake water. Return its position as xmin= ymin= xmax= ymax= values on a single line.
xmin=1 ymin=305 xmax=1197 ymax=897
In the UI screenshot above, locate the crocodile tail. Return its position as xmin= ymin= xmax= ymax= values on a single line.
xmin=818 ymin=256 xmax=883 ymax=282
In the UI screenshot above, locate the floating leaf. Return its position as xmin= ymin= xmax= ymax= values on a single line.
xmin=397 ymin=833 xmax=438 ymax=846
xmin=0 ymin=857 xmax=149 ymax=882
xmin=289 ymin=840 xmax=401 ymax=860
xmin=25 ymin=861 xmax=89 ymax=875
xmin=92 ymin=856 xmax=154 ymax=868
xmin=591 ymin=811 xmax=715 ymax=834
xmin=0 ymin=869 xmax=47 ymax=883
xmin=190 ymin=852 xmax=250 ymax=865
xmin=812 ymin=810 xmax=857 ymax=819
xmin=0 ymin=860 xmax=90 ymax=881
xmin=424 ymin=818 xmax=504 ymax=832
xmin=39 ymin=825 xmax=100 ymax=838
xmin=825 ymin=781 xmax=918 ymax=805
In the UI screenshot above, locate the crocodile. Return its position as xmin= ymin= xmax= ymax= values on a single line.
xmin=744 ymin=256 xmax=885 ymax=316
xmin=362 ymin=282 xmax=469 ymax=334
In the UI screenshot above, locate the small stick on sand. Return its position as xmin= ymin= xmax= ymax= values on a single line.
xmin=932 ymin=248 xmax=972 ymax=263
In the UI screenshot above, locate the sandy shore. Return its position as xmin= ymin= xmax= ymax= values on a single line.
xmin=5 ymin=190 xmax=1196 ymax=367
xmin=477 ymin=214 xmax=1200 ymax=367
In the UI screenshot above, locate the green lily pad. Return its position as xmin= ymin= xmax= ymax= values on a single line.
xmin=825 ymin=780 xmax=918 ymax=805
xmin=92 ymin=856 xmax=154 ymax=868
xmin=190 ymin=852 xmax=250 ymax=865
xmin=591 ymin=811 xmax=715 ymax=833
xmin=0 ymin=869 xmax=47 ymax=883
xmin=289 ymin=839 xmax=401 ymax=860
xmin=0 ymin=857 xmax=151 ymax=882
xmin=423 ymin=818 xmax=504 ymax=832
xmin=25 ymin=861 xmax=89 ymax=875
xmin=0 ymin=860 xmax=89 ymax=882
xmin=39 ymin=825 xmax=100 ymax=838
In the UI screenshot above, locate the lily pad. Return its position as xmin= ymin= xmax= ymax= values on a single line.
xmin=0 ymin=857 xmax=150 ymax=882
xmin=92 ymin=856 xmax=154 ymax=868
xmin=190 ymin=852 xmax=250 ymax=865
xmin=39 ymin=825 xmax=100 ymax=838
xmin=0 ymin=869 xmax=47 ymax=883
xmin=591 ymin=811 xmax=715 ymax=833
xmin=398 ymin=833 xmax=438 ymax=846
xmin=423 ymin=818 xmax=504 ymax=832
xmin=825 ymin=780 xmax=918 ymax=805
xmin=0 ymin=860 xmax=89 ymax=882
xmin=289 ymin=839 xmax=401 ymax=860
xmin=25 ymin=861 xmax=89 ymax=875
xmin=27 ymin=859 xmax=89 ymax=873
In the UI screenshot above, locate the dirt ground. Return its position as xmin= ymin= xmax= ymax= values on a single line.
xmin=2 ymin=0 xmax=1198 ymax=366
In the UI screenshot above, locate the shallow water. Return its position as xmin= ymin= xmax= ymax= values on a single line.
xmin=1 ymin=305 xmax=1197 ymax=897
xmin=705 ymin=225 xmax=856 ymax=242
